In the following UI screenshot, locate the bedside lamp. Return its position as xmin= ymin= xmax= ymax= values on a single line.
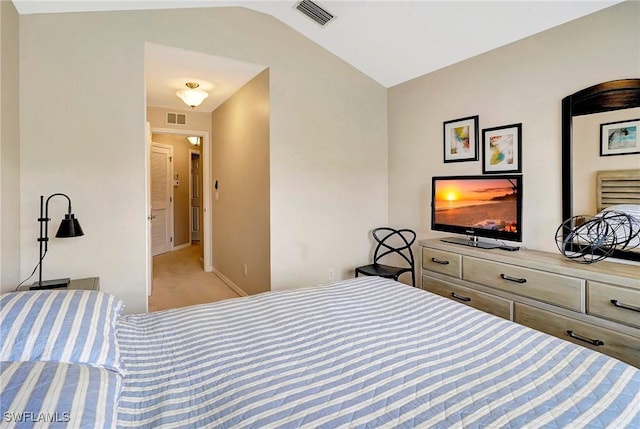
xmin=31 ymin=193 xmax=84 ymax=290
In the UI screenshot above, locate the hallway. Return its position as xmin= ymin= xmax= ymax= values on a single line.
xmin=148 ymin=244 xmax=241 ymax=312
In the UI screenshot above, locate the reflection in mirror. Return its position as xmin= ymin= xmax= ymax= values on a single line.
xmin=572 ymin=108 xmax=640 ymax=215
xmin=561 ymin=79 xmax=640 ymax=262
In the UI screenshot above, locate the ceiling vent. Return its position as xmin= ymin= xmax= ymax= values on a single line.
xmin=294 ymin=0 xmax=336 ymax=27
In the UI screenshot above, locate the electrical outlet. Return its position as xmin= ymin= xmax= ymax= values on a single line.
xmin=243 ymin=264 xmax=248 ymax=276
xmin=328 ymin=268 xmax=335 ymax=282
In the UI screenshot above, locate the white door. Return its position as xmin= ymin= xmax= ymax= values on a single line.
xmin=151 ymin=143 xmax=173 ymax=256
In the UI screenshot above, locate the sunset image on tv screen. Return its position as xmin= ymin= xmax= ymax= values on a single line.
xmin=434 ymin=178 xmax=518 ymax=233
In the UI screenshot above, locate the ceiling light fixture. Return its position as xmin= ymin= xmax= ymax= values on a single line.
xmin=186 ymin=136 xmax=200 ymax=146
xmin=176 ymin=82 xmax=209 ymax=108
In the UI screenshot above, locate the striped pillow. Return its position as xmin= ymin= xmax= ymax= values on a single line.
xmin=0 ymin=360 xmax=121 ymax=429
xmin=0 ymin=290 xmax=125 ymax=374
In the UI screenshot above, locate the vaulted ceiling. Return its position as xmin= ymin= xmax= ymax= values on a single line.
xmin=12 ymin=0 xmax=623 ymax=111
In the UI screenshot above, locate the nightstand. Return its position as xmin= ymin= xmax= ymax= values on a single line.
xmin=16 ymin=277 xmax=100 ymax=292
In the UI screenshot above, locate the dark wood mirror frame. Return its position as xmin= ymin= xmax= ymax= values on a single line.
xmin=561 ymin=78 xmax=640 ymax=262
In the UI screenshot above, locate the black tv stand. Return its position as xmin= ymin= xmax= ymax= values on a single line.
xmin=440 ymin=237 xmax=502 ymax=249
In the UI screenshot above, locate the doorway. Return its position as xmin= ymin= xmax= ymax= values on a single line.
xmin=190 ymin=150 xmax=202 ymax=243
xmin=147 ymin=128 xmax=212 ymax=275
xmin=148 ymin=147 xmax=242 ymax=312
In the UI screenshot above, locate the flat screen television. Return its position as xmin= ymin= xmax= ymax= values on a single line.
xmin=431 ymin=175 xmax=523 ymax=248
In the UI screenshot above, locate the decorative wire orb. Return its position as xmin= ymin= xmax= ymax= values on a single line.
xmin=597 ymin=210 xmax=640 ymax=250
xmin=555 ymin=211 xmax=640 ymax=263
xmin=555 ymin=215 xmax=616 ymax=264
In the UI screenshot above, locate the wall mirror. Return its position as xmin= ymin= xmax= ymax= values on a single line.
xmin=561 ymin=78 xmax=640 ymax=262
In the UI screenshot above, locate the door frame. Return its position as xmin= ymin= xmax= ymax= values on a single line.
xmin=188 ymin=149 xmax=202 ymax=243
xmin=145 ymin=122 xmax=152 ymax=298
xmin=150 ymin=127 xmax=213 ymax=272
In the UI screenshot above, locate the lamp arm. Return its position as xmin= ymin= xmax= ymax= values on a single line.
xmin=45 ymin=193 xmax=73 ymax=214
xmin=37 ymin=195 xmax=45 ymax=286
xmin=37 ymin=193 xmax=73 ymax=286
xmin=42 ymin=193 xmax=72 ymax=251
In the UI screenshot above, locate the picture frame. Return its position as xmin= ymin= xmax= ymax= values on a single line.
xmin=443 ymin=115 xmax=479 ymax=163
xmin=482 ymin=123 xmax=522 ymax=174
xmin=600 ymin=119 xmax=640 ymax=156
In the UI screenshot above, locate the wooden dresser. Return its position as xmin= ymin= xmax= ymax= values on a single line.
xmin=419 ymin=239 xmax=640 ymax=367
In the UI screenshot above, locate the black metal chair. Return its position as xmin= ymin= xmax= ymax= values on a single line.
xmin=355 ymin=227 xmax=416 ymax=287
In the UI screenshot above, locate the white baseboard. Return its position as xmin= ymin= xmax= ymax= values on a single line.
xmin=172 ymin=243 xmax=191 ymax=251
xmin=213 ymin=269 xmax=248 ymax=297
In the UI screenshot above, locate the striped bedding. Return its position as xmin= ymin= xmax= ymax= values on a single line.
xmin=1 ymin=290 xmax=124 ymax=373
xmin=116 ymin=277 xmax=640 ymax=428
xmin=1 ymin=289 xmax=125 ymax=428
xmin=0 ymin=360 xmax=122 ymax=428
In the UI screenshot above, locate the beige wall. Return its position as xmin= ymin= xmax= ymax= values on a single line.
xmin=15 ymin=4 xmax=632 ymax=310
xmin=388 ymin=1 xmax=640 ymax=254
xmin=0 ymin=0 xmax=20 ymax=291
xmin=18 ymin=7 xmax=388 ymax=312
xmin=211 ymin=70 xmax=270 ymax=295
xmin=151 ymin=133 xmax=201 ymax=247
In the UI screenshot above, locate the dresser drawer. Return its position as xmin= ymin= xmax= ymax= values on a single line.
xmin=423 ymin=275 xmax=512 ymax=320
xmin=463 ymin=256 xmax=584 ymax=311
xmin=588 ymin=282 xmax=640 ymax=328
xmin=514 ymin=303 xmax=640 ymax=368
xmin=422 ymin=248 xmax=461 ymax=279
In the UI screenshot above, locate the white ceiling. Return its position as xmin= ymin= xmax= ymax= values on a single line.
xmin=12 ymin=0 xmax=624 ymax=112
xmin=144 ymin=43 xmax=266 ymax=113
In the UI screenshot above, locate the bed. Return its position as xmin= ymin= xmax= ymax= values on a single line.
xmin=596 ymin=169 xmax=640 ymax=212
xmin=594 ymin=169 xmax=640 ymax=251
xmin=2 ymin=277 xmax=639 ymax=428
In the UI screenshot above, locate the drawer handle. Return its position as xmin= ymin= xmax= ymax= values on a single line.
xmin=610 ymin=299 xmax=640 ymax=313
xmin=451 ymin=292 xmax=471 ymax=302
xmin=431 ymin=258 xmax=450 ymax=265
xmin=567 ymin=330 xmax=604 ymax=347
xmin=500 ymin=273 xmax=527 ymax=284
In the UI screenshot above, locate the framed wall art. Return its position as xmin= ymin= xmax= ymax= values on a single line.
xmin=600 ymin=119 xmax=640 ymax=156
xmin=443 ymin=115 xmax=479 ymax=163
xmin=482 ymin=123 xmax=522 ymax=174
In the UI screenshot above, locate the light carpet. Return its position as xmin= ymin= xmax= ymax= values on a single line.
xmin=148 ymin=244 xmax=241 ymax=312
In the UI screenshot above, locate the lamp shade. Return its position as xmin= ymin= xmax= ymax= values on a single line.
xmin=176 ymin=83 xmax=209 ymax=108
xmin=55 ymin=214 xmax=84 ymax=238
